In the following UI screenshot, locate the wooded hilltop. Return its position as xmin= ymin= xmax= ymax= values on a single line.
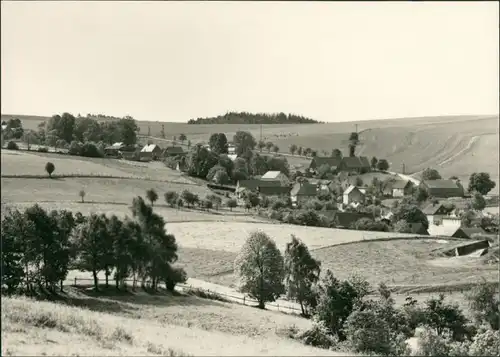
xmin=187 ymin=111 xmax=322 ymax=124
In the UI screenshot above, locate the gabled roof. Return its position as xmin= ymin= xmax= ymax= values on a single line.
xmin=140 ymin=144 xmax=161 ymax=153
xmin=310 ymin=156 xmax=342 ymax=168
xmin=422 ymin=203 xmax=446 ymax=215
xmin=291 ymin=182 xmax=318 ymax=196
xmin=237 ymin=180 xmax=281 ymax=191
xmin=359 ymin=156 xmax=370 ymax=168
xmin=422 ymin=179 xmax=461 ymax=189
xmin=343 ymin=185 xmax=363 ymax=196
xmin=341 ymin=156 xmax=371 ymax=169
xmin=308 ymin=179 xmax=333 ymax=186
xmin=455 ymin=227 xmax=487 ymax=238
xmin=258 ymin=186 xmax=291 ymax=196
xmin=261 ymin=171 xmax=284 ymax=180
xmin=391 ymin=180 xmax=412 ymax=189
xmin=112 ymin=142 xmax=124 ymax=148
xmin=408 ymin=222 xmax=429 ymax=235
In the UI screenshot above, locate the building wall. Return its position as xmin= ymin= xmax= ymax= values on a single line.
xmin=393 ymin=188 xmax=405 ymax=197
xmin=343 ymin=189 xmax=365 ymax=205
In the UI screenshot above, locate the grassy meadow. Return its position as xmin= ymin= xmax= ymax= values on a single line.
xmin=2 ymin=290 xmax=352 ymax=356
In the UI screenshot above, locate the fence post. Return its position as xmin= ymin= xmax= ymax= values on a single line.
xmin=243 ymin=296 xmax=245 ymax=305
xmin=277 ymin=303 xmax=279 ymax=311
xmin=74 ymin=277 xmax=77 ymax=286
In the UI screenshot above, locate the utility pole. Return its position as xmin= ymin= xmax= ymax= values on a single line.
xmin=355 ymin=123 xmax=358 ymax=134
xmin=402 ymin=162 xmax=405 ymax=174
xmin=260 ymin=124 xmax=263 ymax=143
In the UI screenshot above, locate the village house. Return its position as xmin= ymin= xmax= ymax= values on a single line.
xmin=337 ymin=156 xmax=371 ymax=174
xmin=451 ymin=227 xmax=487 ymax=239
xmin=235 ymin=179 xmax=281 ymax=199
xmin=104 ymin=142 xmax=125 ymax=156
xmin=307 ymin=179 xmax=332 ymax=195
xmin=308 ymin=157 xmax=342 ymax=174
xmin=290 ymin=182 xmax=318 ymax=206
xmin=428 ymin=217 xmax=462 ymax=236
xmin=419 ymin=179 xmax=465 ymax=198
xmin=389 ymin=180 xmax=414 ymax=197
xmin=260 ymin=171 xmax=290 ymax=186
xmin=422 ymin=203 xmax=450 ymax=226
xmin=258 ymin=185 xmax=291 ymax=197
xmin=140 ymin=144 xmax=163 ymax=161
xmin=163 ymin=146 xmax=185 ymax=158
xmin=343 ymin=185 xmax=365 ymax=205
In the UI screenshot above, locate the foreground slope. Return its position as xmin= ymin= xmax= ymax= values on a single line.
xmin=2 ymin=290 xmax=352 ymax=356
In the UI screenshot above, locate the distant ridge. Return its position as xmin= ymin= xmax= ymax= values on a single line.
xmin=186 ymin=111 xmax=322 ymax=125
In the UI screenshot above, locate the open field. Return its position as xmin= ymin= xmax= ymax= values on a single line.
xmin=2 ymin=289 xmax=350 ymax=356
xmin=1 ymin=150 xmax=194 ymax=183
xmin=6 ymin=114 xmax=498 ymax=191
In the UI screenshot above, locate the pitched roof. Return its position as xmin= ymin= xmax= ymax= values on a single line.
xmin=422 ymin=179 xmax=461 ymax=189
xmin=344 ymin=185 xmax=363 ymax=196
xmin=237 ymin=179 xmax=281 ymax=191
xmin=456 ymin=227 xmax=487 ymax=238
xmin=359 ymin=156 xmax=370 ymax=168
xmin=140 ymin=144 xmax=160 ymax=153
xmin=112 ymin=142 xmax=124 ymax=148
xmin=422 ymin=203 xmax=446 ymax=215
xmin=308 ymin=179 xmax=333 ymax=186
xmin=341 ymin=156 xmax=371 ymax=169
xmin=310 ymin=156 xmax=342 ymax=168
xmin=408 ymin=222 xmax=430 ymax=235
xmin=331 ymin=211 xmax=373 ymax=228
xmin=261 ymin=171 xmax=284 ymax=180
xmin=391 ymin=180 xmax=411 ymax=189
xmin=258 ymin=186 xmax=291 ymax=196
xmin=291 ymin=182 xmax=318 ymax=196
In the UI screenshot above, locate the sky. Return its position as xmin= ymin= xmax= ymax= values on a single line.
xmin=1 ymin=1 xmax=499 ymax=123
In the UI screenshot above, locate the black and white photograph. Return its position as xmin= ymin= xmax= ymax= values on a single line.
xmin=1 ymin=1 xmax=499 ymax=356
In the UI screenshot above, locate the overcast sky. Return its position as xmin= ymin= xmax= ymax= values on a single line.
xmin=1 ymin=1 xmax=498 ymax=123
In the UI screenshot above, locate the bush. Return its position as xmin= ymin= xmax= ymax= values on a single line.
xmin=45 ymin=162 xmax=55 ymax=177
xmin=37 ymin=146 xmax=49 ymax=153
xmin=297 ymin=319 xmax=338 ymax=349
xmin=6 ymin=141 xmax=19 ymax=150
xmin=468 ymin=329 xmax=500 ymax=356
xmin=68 ymin=141 xmax=83 ymax=155
xmin=79 ymin=142 xmax=103 ymax=158
xmin=164 ymin=266 xmax=187 ymax=291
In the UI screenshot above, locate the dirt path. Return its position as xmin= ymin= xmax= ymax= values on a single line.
xmin=438 ymin=135 xmax=480 ymax=166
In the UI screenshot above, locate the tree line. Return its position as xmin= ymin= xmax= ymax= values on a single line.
xmin=1 ymin=196 xmax=186 ymax=294
xmin=235 ymin=230 xmax=499 ymax=356
xmin=187 ymin=111 xmax=321 ymax=124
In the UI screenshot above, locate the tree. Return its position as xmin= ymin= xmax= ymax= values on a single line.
xmin=423 ymin=294 xmax=469 ymax=341
xmin=272 ymin=145 xmax=280 ymax=153
xmin=393 ymin=220 xmax=411 ymax=233
xmin=284 ymin=235 xmax=321 ymax=316
xmin=146 ymin=189 xmax=159 ymax=207
xmin=258 ymin=140 xmax=266 ymax=152
xmin=72 ymin=213 xmax=109 ymax=290
xmin=79 ymin=189 xmax=86 ymax=203
xmin=376 ymin=159 xmax=389 ymax=171
xmin=471 ymin=191 xmax=486 ymax=211
xmin=160 ymin=124 xmax=166 ymax=139
xmin=179 ymin=133 xmax=187 ymax=144
xmin=414 ymin=186 xmax=430 ymax=203
xmin=289 ymin=144 xmax=297 ymax=155
xmin=117 ymin=117 xmax=138 ymax=145
xmin=232 ymin=157 xmax=250 ymax=181
xmin=234 ymin=231 xmax=285 ymax=309
xmin=314 ymin=270 xmax=363 ymax=340
xmin=422 ymin=168 xmax=442 ymax=181
xmin=466 ymin=279 xmax=499 ymax=330
xmin=297 ymin=146 xmax=303 ymax=156
xmin=181 ymin=189 xmax=197 ymax=208
xmin=371 ymin=157 xmax=378 ymax=169
xmin=244 ymin=191 xmax=260 ymax=209
xmin=208 ymin=133 xmax=228 ymax=154
xmin=392 ymin=204 xmax=429 ymax=229
xmin=348 ymin=132 xmax=359 ymax=157
xmin=186 ymin=144 xmax=219 ymax=179
xmin=214 ymin=169 xmax=230 ymax=185
xmin=45 ymin=162 xmax=55 ymax=178
xmin=164 ymin=191 xmax=179 ymax=208
xmin=331 ymin=148 xmax=342 ymax=159
xmin=265 ymin=141 xmax=274 ymax=153
xmin=226 ymin=198 xmax=237 ymax=211
xmin=233 ymin=131 xmax=256 ymax=156
xmin=206 ymin=165 xmax=227 ymax=182
xmin=468 ymin=172 xmax=496 ymax=195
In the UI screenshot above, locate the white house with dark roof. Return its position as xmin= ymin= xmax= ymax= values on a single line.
xmin=140 ymin=144 xmax=162 ymax=160
xmin=343 ymin=185 xmax=365 ymax=205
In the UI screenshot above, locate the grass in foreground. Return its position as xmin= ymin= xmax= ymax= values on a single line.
xmin=1 ymin=288 xmax=349 ymax=356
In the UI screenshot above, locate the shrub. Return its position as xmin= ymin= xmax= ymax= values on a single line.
xmin=6 ymin=141 xmax=19 ymax=150
xmin=468 ymin=329 xmax=500 ymax=356
xmin=165 ymin=191 xmax=179 ymax=207
xmin=37 ymin=146 xmax=49 ymax=153
xmin=297 ymin=319 xmax=338 ymax=349
xmin=79 ymin=142 xmax=103 ymax=158
xmin=226 ymin=198 xmax=237 ymax=211
xmin=45 ymin=162 xmax=55 ymax=177
xmin=68 ymin=140 xmax=83 ymax=155
xmin=164 ymin=266 xmax=187 ymax=291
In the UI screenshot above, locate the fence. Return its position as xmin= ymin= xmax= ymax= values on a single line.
xmin=71 ymin=277 xmax=303 ymax=314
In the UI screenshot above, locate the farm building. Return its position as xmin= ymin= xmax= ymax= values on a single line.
xmin=343 ymin=185 xmax=365 ymax=205
xmin=337 ymin=156 xmax=371 ymax=174
xmin=308 ymin=179 xmax=332 ymax=195
xmin=260 ymin=171 xmax=290 ymax=186
xmin=428 ymin=217 xmax=462 ymax=236
xmin=451 ymin=227 xmax=487 ymax=239
xmin=258 ymin=185 xmax=291 ymax=197
xmin=235 ymin=179 xmax=281 ymax=199
xmin=389 ymin=180 xmax=414 ymax=197
xmin=104 ymin=142 xmax=125 ymax=156
xmin=140 ymin=144 xmax=162 ymax=160
xmin=419 ymin=179 xmax=465 ymax=198
xmin=290 ymin=182 xmax=318 ymax=206
xmin=163 ymin=146 xmax=185 ymax=157
xmin=408 ymin=222 xmax=430 ymax=235
xmin=308 ymin=157 xmax=342 ymax=173
xmin=422 ymin=203 xmax=450 ymax=226
xmin=325 ymin=211 xmax=374 ymax=229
